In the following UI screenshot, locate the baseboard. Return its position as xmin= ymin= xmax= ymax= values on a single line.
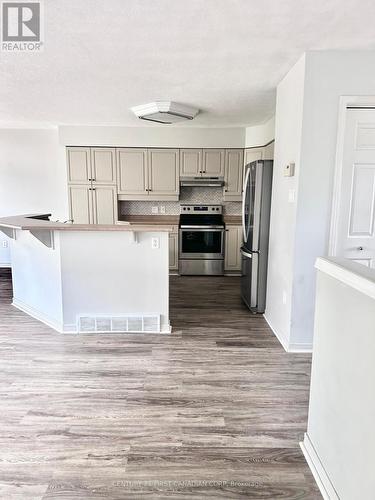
xmin=263 ymin=314 xmax=313 ymax=353
xmin=300 ymin=433 xmax=339 ymax=500
xmin=263 ymin=313 xmax=289 ymax=352
xmin=12 ymin=298 xmax=64 ymax=333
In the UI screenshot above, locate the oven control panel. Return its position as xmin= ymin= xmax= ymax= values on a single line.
xmin=180 ymin=205 xmax=222 ymax=214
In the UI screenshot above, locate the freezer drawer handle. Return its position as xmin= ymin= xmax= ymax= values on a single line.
xmin=240 ymin=247 xmax=253 ymax=258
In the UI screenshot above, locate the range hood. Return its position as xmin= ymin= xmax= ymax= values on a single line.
xmin=180 ymin=176 xmax=225 ymax=187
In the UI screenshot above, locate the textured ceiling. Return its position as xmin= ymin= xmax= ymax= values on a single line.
xmin=1 ymin=0 xmax=375 ymax=128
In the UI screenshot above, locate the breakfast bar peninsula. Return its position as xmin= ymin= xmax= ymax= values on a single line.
xmin=0 ymin=214 xmax=172 ymax=334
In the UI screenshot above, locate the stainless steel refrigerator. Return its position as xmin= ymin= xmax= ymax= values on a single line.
xmin=241 ymin=160 xmax=273 ymax=313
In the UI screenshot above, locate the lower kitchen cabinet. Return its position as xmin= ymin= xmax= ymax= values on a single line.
xmin=168 ymin=230 xmax=179 ymax=272
xmin=68 ymin=184 xmax=118 ymax=225
xmin=224 ymin=225 xmax=243 ymax=272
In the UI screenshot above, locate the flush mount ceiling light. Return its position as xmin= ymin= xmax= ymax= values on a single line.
xmin=131 ymin=101 xmax=199 ymax=124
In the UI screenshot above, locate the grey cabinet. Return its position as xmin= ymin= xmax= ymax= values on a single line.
xmin=66 ymin=148 xmax=91 ymax=184
xmin=117 ymin=148 xmax=179 ymax=200
xmin=168 ymin=229 xmax=179 ymax=272
xmin=180 ymin=149 xmax=225 ymax=178
xmin=68 ymin=184 xmax=118 ymax=225
xmin=67 ymin=147 xmax=118 ymax=224
xmin=117 ymin=148 xmax=148 ymax=196
xmin=224 ymin=225 xmax=243 ymax=272
xmin=148 ymin=149 xmax=180 ymax=198
xmin=180 ymin=149 xmax=202 ymax=177
xmin=224 ymin=149 xmax=244 ymax=201
xmin=202 ymin=149 xmax=225 ymax=177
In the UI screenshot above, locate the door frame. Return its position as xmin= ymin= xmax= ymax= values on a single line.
xmin=329 ymin=95 xmax=375 ymax=255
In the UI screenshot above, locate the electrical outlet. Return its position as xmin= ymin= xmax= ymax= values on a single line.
xmin=151 ymin=237 xmax=159 ymax=249
xmin=2 ymin=240 xmax=8 ymax=248
xmin=160 ymin=206 xmax=166 ymax=214
xmin=152 ymin=206 xmax=159 ymax=214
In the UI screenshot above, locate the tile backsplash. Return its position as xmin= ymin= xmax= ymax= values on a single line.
xmin=119 ymin=187 xmax=242 ymax=216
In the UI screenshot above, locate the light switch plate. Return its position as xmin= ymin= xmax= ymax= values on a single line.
xmin=160 ymin=206 xmax=166 ymax=214
xmin=2 ymin=240 xmax=8 ymax=248
xmin=284 ymin=162 xmax=295 ymax=177
xmin=151 ymin=206 xmax=159 ymax=214
xmin=288 ymin=189 xmax=295 ymax=203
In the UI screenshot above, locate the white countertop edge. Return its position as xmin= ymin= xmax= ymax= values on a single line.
xmin=315 ymin=257 xmax=375 ymax=300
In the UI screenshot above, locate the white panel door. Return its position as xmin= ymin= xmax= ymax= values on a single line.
xmin=68 ymin=185 xmax=93 ymax=224
xmin=91 ymin=148 xmax=117 ymax=185
xmin=92 ymin=185 xmax=118 ymax=224
xmin=148 ymin=149 xmax=179 ymax=196
xmin=117 ymin=148 xmax=148 ymax=195
xmin=335 ymin=109 xmax=375 ymax=267
xmin=66 ymin=148 xmax=91 ymax=184
xmin=180 ymin=149 xmax=202 ymax=177
xmin=202 ymin=149 xmax=225 ymax=176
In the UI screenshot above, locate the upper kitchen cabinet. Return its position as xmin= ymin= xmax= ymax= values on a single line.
xmin=223 ymin=149 xmax=244 ymax=201
xmin=148 ymin=149 xmax=180 ymax=199
xmin=202 ymin=149 xmax=225 ymax=177
xmin=244 ymin=147 xmax=263 ymax=167
xmin=68 ymin=184 xmax=93 ymax=224
xmin=117 ymin=148 xmax=148 ymax=198
xmin=180 ymin=149 xmax=202 ymax=177
xmin=66 ymin=147 xmax=91 ymax=184
xmin=117 ymin=148 xmax=179 ymax=201
xmin=91 ymin=148 xmax=117 ymax=185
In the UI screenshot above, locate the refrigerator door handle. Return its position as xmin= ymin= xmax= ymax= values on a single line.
xmin=240 ymin=246 xmax=253 ymax=258
xmin=242 ymin=167 xmax=251 ymax=243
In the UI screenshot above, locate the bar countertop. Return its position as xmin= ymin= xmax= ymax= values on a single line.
xmin=0 ymin=214 xmax=174 ymax=232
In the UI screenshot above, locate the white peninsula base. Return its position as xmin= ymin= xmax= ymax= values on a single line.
xmin=1 ymin=215 xmax=171 ymax=334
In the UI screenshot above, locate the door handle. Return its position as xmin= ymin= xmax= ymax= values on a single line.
xmin=240 ymin=247 xmax=253 ymax=258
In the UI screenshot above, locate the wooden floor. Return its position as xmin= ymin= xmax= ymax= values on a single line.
xmin=0 ymin=269 xmax=320 ymax=499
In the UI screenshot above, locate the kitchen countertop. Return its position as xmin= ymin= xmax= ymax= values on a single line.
xmin=0 ymin=214 xmax=174 ymax=232
xmin=119 ymin=215 xmax=242 ymax=225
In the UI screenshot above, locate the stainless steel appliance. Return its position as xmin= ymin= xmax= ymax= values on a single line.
xmin=179 ymin=204 xmax=225 ymax=275
xmin=241 ymin=160 xmax=273 ymax=313
xmin=180 ymin=177 xmax=224 ymax=187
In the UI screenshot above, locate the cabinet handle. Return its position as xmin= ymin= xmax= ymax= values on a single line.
xmin=88 ymin=178 xmax=92 ymax=181
xmin=92 ymin=179 xmax=96 ymax=182
xmin=92 ymin=188 xmax=96 ymax=191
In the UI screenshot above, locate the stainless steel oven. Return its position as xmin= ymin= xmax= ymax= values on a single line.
xmin=179 ymin=205 xmax=225 ymax=275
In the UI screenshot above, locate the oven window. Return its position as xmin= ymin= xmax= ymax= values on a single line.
xmin=181 ymin=230 xmax=222 ymax=254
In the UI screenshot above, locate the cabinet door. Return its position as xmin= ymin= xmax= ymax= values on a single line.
xmin=263 ymin=141 xmax=274 ymax=160
xmin=202 ymin=149 xmax=225 ymax=176
xmin=68 ymin=185 xmax=93 ymax=224
xmin=244 ymin=147 xmax=263 ymax=167
xmin=92 ymin=185 xmax=118 ymax=224
xmin=180 ymin=149 xmax=202 ymax=177
xmin=224 ymin=225 xmax=243 ymax=272
xmin=148 ymin=149 xmax=179 ymax=197
xmin=168 ymin=232 xmax=179 ymax=271
xmin=224 ymin=149 xmax=244 ymax=201
xmin=66 ymin=147 xmax=91 ymax=184
xmin=117 ymin=148 xmax=148 ymax=196
xmin=91 ymin=148 xmax=117 ymax=185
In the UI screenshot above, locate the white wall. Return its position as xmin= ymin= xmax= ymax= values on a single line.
xmin=0 ymin=129 xmax=68 ymax=266
xmin=59 ymin=126 xmax=246 ymax=148
xmin=245 ymin=116 xmax=275 ymax=148
xmin=292 ymin=50 xmax=375 ymax=347
xmin=303 ymin=258 xmax=375 ymax=500
xmin=266 ymin=50 xmax=375 ymax=351
xmin=264 ymin=55 xmax=306 ymax=349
